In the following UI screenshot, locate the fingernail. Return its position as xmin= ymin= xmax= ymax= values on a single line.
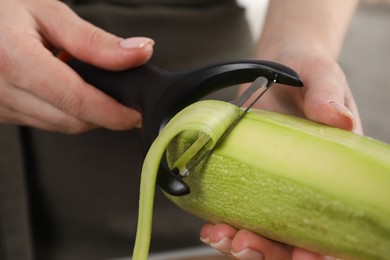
xmin=119 ymin=37 xmax=155 ymax=49
xmin=324 ymin=256 xmax=340 ymax=260
xmin=210 ymin=237 xmax=232 ymax=254
xmin=232 ymin=248 xmax=265 ymax=260
xmin=200 ymin=236 xmax=210 ymax=245
xmin=329 ymin=101 xmax=356 ymax=130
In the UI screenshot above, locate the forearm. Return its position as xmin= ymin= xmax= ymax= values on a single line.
xmin=257 ymin=0 xmax=358 ymax=59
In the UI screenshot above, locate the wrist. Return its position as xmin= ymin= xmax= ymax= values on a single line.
xmin=255 ymin=32 xmax=342 ymax=62
xmin=256 ymin=0 xmax=358 ymax=61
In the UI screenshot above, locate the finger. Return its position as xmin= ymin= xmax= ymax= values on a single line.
xmin=301 ymin=61 xmax=360 ymax=133
xmin=292 ymin=248 xmax=338 ymax=260
xmin=200 ymin=223 xmax=237 ymax=256
xmin=0 ymin=106 xmax=64 ymax=132
xmin=200 ymin=223 xmax=214 ymax=244
xmin=344 ymin=87 xmax=363 ymax=134
xmin=27 ymin=0 xmax=154 ymax=70
xmin=0 ymin=82 xmax=95 ymax=133
xmin=231 ymin=230 xmax=293 ymax=260
xmin=8 ymin=43 xmax=142 ymax=130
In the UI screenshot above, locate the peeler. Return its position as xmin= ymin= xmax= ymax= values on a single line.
xmin=68 ymin=59 xmax=303 ymax=196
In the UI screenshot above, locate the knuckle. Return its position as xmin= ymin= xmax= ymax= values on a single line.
xmin=55 ymin=115 xmax=94 ymax=134
xmin=88 ymin=27 xmax=104 ymax=44
xmin=0 ymin=44 xmax=13 ymax=78
xmin=56 ymin=93 xmax=84 ymax=119
xmin=63 ymin=122 xmax=92 ymax=135
xmin=86 ymin=27 xmax=107 ymax=57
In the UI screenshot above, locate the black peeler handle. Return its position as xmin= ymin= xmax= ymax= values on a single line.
xmin=68 ymin=59 xmax=303 ymax=196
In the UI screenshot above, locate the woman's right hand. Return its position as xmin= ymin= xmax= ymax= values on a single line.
xmin=0 ymin=0 xmax=154 ymax=134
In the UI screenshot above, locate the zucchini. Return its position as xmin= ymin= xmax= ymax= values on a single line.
xmin=132 ymin=100 xmax=390 ymax=260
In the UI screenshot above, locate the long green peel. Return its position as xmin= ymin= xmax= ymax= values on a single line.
xmin=132 ymin=100 xmax=241 ymax=259
xmin=132 ymin=100 xmax=390 ymax=260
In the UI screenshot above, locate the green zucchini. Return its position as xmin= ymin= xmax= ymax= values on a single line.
xmin=132 ymin=100 xmax=390 ymax=260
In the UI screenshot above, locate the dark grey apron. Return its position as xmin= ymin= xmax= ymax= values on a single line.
xmin=0 ymin=1 xmax=254 ymax=259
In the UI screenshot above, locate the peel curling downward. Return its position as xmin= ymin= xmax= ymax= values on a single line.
xmin=132 ymin=100 xmax=240 ymax=259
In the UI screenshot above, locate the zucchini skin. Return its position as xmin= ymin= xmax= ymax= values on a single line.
xmin=165 ymin=104 xmax=390 ymax=260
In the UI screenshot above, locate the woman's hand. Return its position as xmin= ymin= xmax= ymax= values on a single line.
xmin=201 ymin=223 xmax=337 ymax=260
xmin=0 ymin=0 xmax=154 ymax=133
xmin=244 ymin=47 xmax=363 ymax=134
xmin=247 ymin=0 xmax=362 ymax=135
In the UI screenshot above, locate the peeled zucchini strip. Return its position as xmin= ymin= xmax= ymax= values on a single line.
xmin=132 ymin=100 xmax=241 ymax=259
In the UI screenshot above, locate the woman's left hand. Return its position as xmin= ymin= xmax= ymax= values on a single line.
xmin=201 ymin=223 xmax=337 ymax=260
xmin=243 ymin=47 xmax=363 ymax=134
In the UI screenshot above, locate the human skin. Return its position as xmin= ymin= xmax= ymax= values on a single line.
xmin=200 ymin=0 xmax=361 ymax=259
xmin=252 ymin=0 xmax=362 ymax=134
xmin=0 ymin=0 xmax=154 ymax=134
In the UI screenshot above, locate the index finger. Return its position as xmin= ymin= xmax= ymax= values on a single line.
xmin=15 ymin=47 xmax=142 ymax=130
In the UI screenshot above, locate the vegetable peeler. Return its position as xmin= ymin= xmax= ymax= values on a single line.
xmin=68 ymin=59 xmax=303 ymax=196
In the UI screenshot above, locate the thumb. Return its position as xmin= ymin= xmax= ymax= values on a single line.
xmin=302 ymin=67 xmax=363 ymax=134
xmin=32 ymin=1 xmax=154 ymax=70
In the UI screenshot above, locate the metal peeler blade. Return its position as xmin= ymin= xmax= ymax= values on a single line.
xmin=68 ymin=59 xmax=303 ymax=196
xmin=171 ymin=76 xmax=274 ymax=179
